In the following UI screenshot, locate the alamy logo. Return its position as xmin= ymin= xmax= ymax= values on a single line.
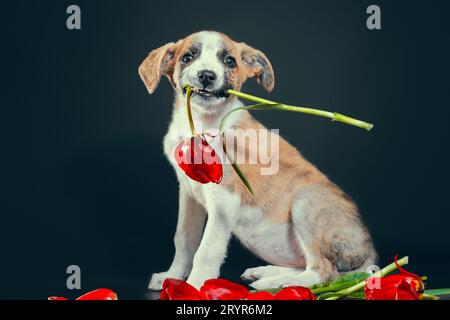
xmin=66 ymin=265 xmax=81 ymax=290
xmin=366 ymin=5 xmax=381 ymax=30
xmin=66 ymin=5 xmax=81 ymax=30
xmin=366 ymin=264 xmax=382 ymax=289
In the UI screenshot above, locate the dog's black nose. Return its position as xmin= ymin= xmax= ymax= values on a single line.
xmin=198 ymin=70 xmax=216 ymax=88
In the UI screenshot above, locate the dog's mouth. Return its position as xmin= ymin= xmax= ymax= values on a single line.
xmin=182 ymin=86 xmax=231 ymax=99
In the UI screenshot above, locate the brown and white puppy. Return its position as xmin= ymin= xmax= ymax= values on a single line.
xmin=139 ymin=31 xmax=377 ymax=290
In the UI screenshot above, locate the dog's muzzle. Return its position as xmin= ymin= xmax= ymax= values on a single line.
xmin=183 ymin=86 xmax=231 ymax=99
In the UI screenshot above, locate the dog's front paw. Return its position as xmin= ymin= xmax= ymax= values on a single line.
xmin=185 ymin=276 xmax=206 ymax=290
xmin=241 ymin=265 xmax=276 ymax=281
xmin=148 ymin=271 xmax=181 ymax=291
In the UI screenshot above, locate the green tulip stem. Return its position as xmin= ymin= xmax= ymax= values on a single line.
xmin=226 ymin=89 xmax=374 ymax=131
xmin=185 ymin=85 xmax=197 ymax=136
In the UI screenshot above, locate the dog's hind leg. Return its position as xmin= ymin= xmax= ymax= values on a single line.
xmin=245 ymin=185 xmax=376 ymax=290
xmin=241 ymin=265 xmax=305 ymax=282
xmin=244 ymin=266 xmax=306 ymax=290
xmin=280 ymin=184 xmax=376 ymax=288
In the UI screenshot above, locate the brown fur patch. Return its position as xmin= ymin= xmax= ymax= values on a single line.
xmin=217 ymin=34 xmax=250 ymax=92
xmin=139 ymin=42 xmax=178 ymax=94
xmin=219 ymin=34 xmax=275 ymax=92
xmin=238 ymin=42 xmax=275 ymax=92
xmin=170 ymin=37 xmax=197 ymax=89
xmin=221 ymin=113 xmax=329 ymax=223
xmin=139 ymin=35 xmax=199 ymax=94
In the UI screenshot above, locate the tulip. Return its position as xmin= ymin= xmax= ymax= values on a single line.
xmin=160 ymin=278 xmax=201 ymax=300
xmin=365 ymin=256 xmax=425 ymax=300
xmin=76 ymin=288 xmax=118 ymax=300
xmin=247 ymin=291 xmax=275 ymax=300
xmin=174 ymin=85 xmax=223 ymax=185
xmin=274 ymin=286 xmax=316 ymax=300
xmin=174 ymin=135 xmax=223 ymax=184
xmin=48 ymin=288 xmax=117 ymax=300
xmin=365 ymin=275 xmax=424 ymax=300
xmin=200 ymin=279 xmax=249 ymax=300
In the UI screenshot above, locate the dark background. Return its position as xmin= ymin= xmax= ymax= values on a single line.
xmin=1 ymin=0 xmax=449 ymax=299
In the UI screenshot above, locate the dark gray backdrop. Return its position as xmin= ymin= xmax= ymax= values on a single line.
xmin=2 ymin=0 xmax=449 ymax=299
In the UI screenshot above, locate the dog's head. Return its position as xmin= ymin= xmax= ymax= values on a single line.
xmin=139 ymin=31 xmax=275 ymax=110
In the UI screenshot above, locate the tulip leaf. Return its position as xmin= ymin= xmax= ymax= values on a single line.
xmin=316 ymin=291 xmax=348 ymax=300
xmin=310 ymin=272 xmax=371 ymax=297
xmin=330 ymin=272 xmax=370 ymax=285
xmin=311 ymin=272 xmax=369 ymax=290
xmin=345 ymin=289 xmax=366 ymax=299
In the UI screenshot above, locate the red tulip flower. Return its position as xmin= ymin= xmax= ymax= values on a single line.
xmin=76 ymin=288 xmax=118 ymax=300
xmin=174 ymin=135 xmax=223 ymax=184
xmin=365 ymin=256 xmax=425 ymax=300
xmin=48 ymin=288 xmax=117 ymax=300
xmin=161 ymin=278 xmax=249 ymax=300
xmin=160 ymin=278 xmax=201 ymax=300
xmin=247 ymin=291 xmax=275 ymax=300
xmin=200 ymin=279 xmax=249 ymax=300
xmin=159 ymin=278 xmax=319 ymax=301
xmin=174 ymin=86 xmax=223 ymax=185
xmin=48 ymin=296 xmax=69 ymax=300
xmin=274 ymin=286 xmax=316 ymax=300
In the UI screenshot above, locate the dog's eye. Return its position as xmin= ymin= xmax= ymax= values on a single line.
xmin=181 ymin=53 xmax=194 ymax=63
xmin=224 ymin=56 xmax=236 ymax=68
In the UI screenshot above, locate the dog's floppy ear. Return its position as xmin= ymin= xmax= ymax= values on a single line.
xmin=239 ymin=43 xmax=275 ymax=92
xmin=138 ymin=42 xmax=178 ymax=94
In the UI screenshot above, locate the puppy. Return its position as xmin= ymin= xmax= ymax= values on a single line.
xmin=139 ymin=31 xmax=377 ymax=290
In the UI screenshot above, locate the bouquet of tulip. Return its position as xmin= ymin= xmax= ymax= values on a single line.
xmin=160 ymin=256 xmax=450 ymax=300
